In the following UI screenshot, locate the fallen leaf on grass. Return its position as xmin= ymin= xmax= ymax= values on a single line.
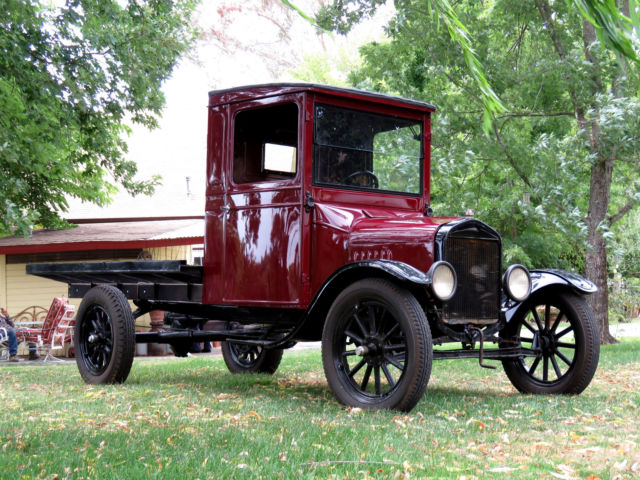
xmin=549 ymin=473 xmax=575 ymax=480
xmin=247 ymin=411 xmax=261 ymax=420
xmin=550 ymin=464 xmax=577 ymax=480
xmin=466 ymin=419 xmax=485 ymax=430
xmin=393 ymin=417 xmax=407 ymax=428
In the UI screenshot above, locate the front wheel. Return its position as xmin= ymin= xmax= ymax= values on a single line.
xmin=221 ymin=341 xmax=283 ymax=374
xmin=322 ymin=278 xmax=432 ymax=412
xmin=75 ymin=285 xmax=136 ymax=384
xmin=501 ymin=291 xmax=599 ymax=394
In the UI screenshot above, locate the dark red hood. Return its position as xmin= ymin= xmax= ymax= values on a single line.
xmin=314 ymin=203 xmax=459 ymax=272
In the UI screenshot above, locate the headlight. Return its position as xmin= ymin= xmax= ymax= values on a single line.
xmin=503 ymin=264 xmax=531 ymax=302
xmin=428 ymin=261 xmax=457 ymax=301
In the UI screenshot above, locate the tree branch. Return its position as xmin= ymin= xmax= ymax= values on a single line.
xmin=534 ymin=0 xmax=590 ymax=131
xmin=497 ymin=111 xmax=575 ymax=119
xmin=608 ymin=197 xmax=640 ymax=226
xmin=492 ymin=120 xmax=534 ymax=190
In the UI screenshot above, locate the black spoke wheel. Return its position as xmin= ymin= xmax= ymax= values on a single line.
xmin=75 ymin=286 xmax=135 ymax=384
xmin=221 ymin=341 xmax=283 ymax=374
xmin=501 ymin=291 xmax=599 ymax=394
xmin=322 ymin=279 xmax=431 ymax=411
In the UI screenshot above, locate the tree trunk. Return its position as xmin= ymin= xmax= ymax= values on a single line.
xmin=585 ymin=226 xmax=618 ymax=344
xmin=580 ymin=19 xmax=619 ymax=344
xmin=584 ymin=156 xmax=618 ymax=344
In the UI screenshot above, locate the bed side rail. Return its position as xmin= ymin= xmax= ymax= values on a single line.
xmin=26 ymin=261 xmax=203 ymax=302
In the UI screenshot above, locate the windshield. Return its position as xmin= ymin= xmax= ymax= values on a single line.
xmin=313 ymin=104 xmax=423 ymax=195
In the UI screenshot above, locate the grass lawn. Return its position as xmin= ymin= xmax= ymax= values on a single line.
xmin=1 ymin=339 xmax=638 ymax=480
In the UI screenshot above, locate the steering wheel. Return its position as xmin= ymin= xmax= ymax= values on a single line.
xmin=344 ymin=170 xmax=379 ymax=189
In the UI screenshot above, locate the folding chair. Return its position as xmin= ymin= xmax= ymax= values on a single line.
xmin=16 ymin=297 xmax=76 ymax=362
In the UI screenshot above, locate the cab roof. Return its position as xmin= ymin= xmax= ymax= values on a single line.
xmin=208 ymin=83 xmax=436 ymax=113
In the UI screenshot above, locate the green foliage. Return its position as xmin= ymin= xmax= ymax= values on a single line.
xmin=315 ymin=0 xmax=387 ymax=34
xmin=0 ymin=0 xmax=198 ymax=235
xmin=373 ymin=125 xmax=422 ymax=194
xmin=573 ymin=0 xmax=639 ymax=66
xmin=610 ymin=210 xmax=640 ymax=277
xmin=609 ymin=275 xmax=640 ymax=322
xmin=292 ymin=47 xmax=359 ymax=86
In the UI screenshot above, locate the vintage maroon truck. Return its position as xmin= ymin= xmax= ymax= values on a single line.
xmin=28 ymin=84 xmax=600 ymax=411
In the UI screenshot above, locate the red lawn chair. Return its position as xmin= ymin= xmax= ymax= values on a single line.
xmin=16 ymin=297 xmax=76 ymax=362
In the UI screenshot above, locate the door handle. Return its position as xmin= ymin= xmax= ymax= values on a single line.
xmin=305 ymin=191 xmax=315 ymax=213
xmin=220 ymin=205 xmax=230 ymax=213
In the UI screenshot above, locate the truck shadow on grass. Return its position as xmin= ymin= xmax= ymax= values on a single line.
xmin=125 ymin=362 xmax=526 ymax=411
xmin=129 ymin=370 xmax=332 ymax=403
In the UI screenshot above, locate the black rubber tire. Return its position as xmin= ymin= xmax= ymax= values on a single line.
xmin=75 ymin=285 xmax=136 ymax=384
xmin=221 ymin=341 xmax=284 ymax=374
xmin=501 ymin=291 xmax=600 ymax=394
xmin=321 ymin=278 xmax=432 ymax=412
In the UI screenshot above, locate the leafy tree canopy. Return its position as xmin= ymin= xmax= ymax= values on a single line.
xmin=0 ymin=0 xmax=198 ymax=235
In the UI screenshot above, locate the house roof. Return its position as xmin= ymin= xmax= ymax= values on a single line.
xmin=0 ymin=217 xmax=204 ymax=255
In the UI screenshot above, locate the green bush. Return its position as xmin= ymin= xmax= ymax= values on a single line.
xmin=609 ymin=275 xmax=640 ymax=323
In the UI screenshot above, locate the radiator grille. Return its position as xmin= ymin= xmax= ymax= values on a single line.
xmin=443 ymin=236 xmax=501 ymax=324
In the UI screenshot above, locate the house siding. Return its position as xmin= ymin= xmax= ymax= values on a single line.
xmin=148 ymin=245 xmax=195 ymax=263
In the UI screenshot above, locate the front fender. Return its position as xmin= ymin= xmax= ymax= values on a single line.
xmin=318 ymin=260 xmax=434 ymax=293
xmin=530 ymin=269 xmax=597 ymax=295
xmin=503 ymin=269 xmax=596 ymax=323
xmin=307 ymin=260 xmax=433 ymax=315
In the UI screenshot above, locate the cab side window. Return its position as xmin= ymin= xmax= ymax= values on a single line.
xmin=233 ymin=103 xmax=298 ymax=184
xmin=313 ymin=104 xmax=422 ymax=195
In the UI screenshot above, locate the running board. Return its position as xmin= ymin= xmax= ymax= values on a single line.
xmin=433 ymin=347 xmax=536 ymax=361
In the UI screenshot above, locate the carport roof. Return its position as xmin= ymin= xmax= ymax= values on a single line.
xmin=0 ymin=217 xmax=204 ymax=254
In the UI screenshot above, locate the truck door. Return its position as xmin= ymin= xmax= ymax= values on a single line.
xmin=221 ymin=98 xmax=304 ymax=306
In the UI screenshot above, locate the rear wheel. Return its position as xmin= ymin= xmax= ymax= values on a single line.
xmin=221 ymin=341 xmax=283 ymax=374
xmin=322 ymin=278 xmax=432 ymax=412
xmin=75 ymin=286 xmax=136 ymax=384
xmin=501 ymin=291 xmax=599 ymax=394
